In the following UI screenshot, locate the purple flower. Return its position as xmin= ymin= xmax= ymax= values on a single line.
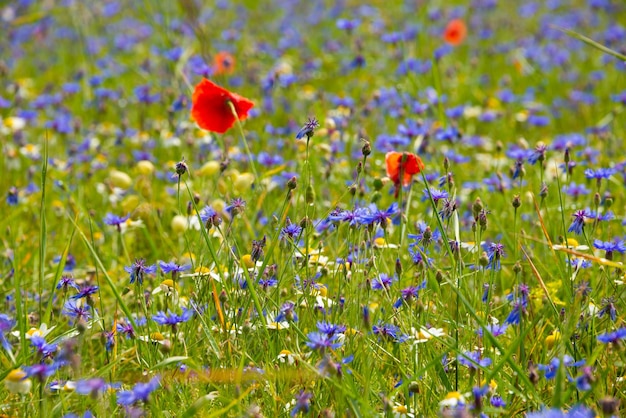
xmin=527 ymin=405 xmax=595 ymax=418
xmin=62 ymin=300 xmax=91 ymax=324
xmin=305 ymin=332 xmax=342 ymax=351
xmin=71 ymin=285 xmax=99 ymax=300
xmin=225 ymin=198 xmax=247 ymax=216
xmin=30 ymin=336 xmax=57 ymax=359
xmin=75 ymin=378 xmax=107 ymax=396
xmin=316 ymin=321 xmax=346 ymax=337
xmin=537 ymin=355 xmax=585 ymax=380
xmin=593 ymin=239 xmax=626 ymax=259
xmin=199 ymin=205 xmax=222 ymax=227
xmin=597 ymin=327 xmax=626 ymax=344
xmin=152 ymin=308 xmax=194 ymax=327
xmin=124 ymin=259 xmax=156 ymax=285
xmin=103 ymin=213 xmax=130 ymax=231
xmin=478 ymin=324 xmax=508 ymax=337
xmin=290 ymin=390 xmax=313 ymax=417
xmin=371 ymin=273 xmax=396 ymax=290
xmin=117 ymin=376 xmax=160 ymax=405
xmin=295 ymin=117 xmax=320 ymax=141
xmin=457 ymin=351 xmax=492 ymax=370
xmin=0 ymin=314 xmax=15 ymax=351
xmin=24 ymin=362 xmax=60 ymax=381
xmin=485 ymin=242 xmax=505 ymax=270
xmin=373 ymin=322 xmax=408 ymax=343
xmin=158 ymin=261 xmax=191 ymax=275
xmin=57 ymin=275 xmax=80 ymax=291
xmin=568 ymin=210 xmax=590 ymax=235
xmin=281 ymin=218 xmax=303 ymax=241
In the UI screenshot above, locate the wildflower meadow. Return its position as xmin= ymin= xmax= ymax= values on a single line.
xmin=2 ymin=1 xmax=626 ymax=417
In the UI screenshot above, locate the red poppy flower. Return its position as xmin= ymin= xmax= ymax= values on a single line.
xmin=213 ymin=51 xmax=236 ymax=76
xmin=191 ymin=78 xmax=254 ymax=134
xmin=385 ymin=151 xmax=425 ymax=196
xmin=443 ymin=19 xmax=467 ymax=46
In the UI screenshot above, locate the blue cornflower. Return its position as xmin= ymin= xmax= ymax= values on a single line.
xmin=336 ymin=18 xmax=360 ymax=32
xmin=371 ymin=273 xmax=396 ymax=290
xmin=597 ymin=327 xmax=626 ymax=344
xmin=281 ymin=218 xmax=302 ymax=241
xmin=478 ymin=323 xmax=508 ymax=337
xmin=24 ymin=362 xmax=61 ymax=381
xmin=295 ymin=117 xmax=319 ymax=140
xmin=485 ymin=242 xmax=505 ymax=270
xmin=103 ymin=330 xmax=115 ymax=351
xmin=198 ymin=205 xmax=222 ymax=227
xmin=0 ymin=314 xmax=15 ymax=352
xmin=567 ymin=210 xmax=589 ymax=235
xmin=537 ymin=355 xmax=585 ymax=380
xmin=57 ymin=275 xmax=80 ymax=291
xmin=438 ymin=198 xmax=457 ymax=220
xmin=103 ymin=213 xmax=129 ymax=231
xmin=124 ymin=259 xmax=156 ymax=285
xmin=258 ymin=277 xmax=278 ymax=290
xmin=305 ymin=332 xmax=342 ymax=351
xmin=526 ymin=405 xmax=595 ymax=418
xmin=373 ymin=322 xmax=408 ymax=343
xmin=408 ymin=221 xmax=440 ymax=248
xmin=71 ymin=285 xmax=99 ymax=300
xmin=505 ymin=300 xmax=525 ymax=325
xmin=598 ymin=297 xmax=617 ymax=321
xmin=75 ymin=378 xmax=107 ymax=397
xmin=30 ymin=336 xmax=57 ymax=359
xmin=62 ymin=300 xmax=91 ymax=324
xmin=573 ymin=366 xmax=594 ymax=391
xmin=562 ymin=182 xmax=590 ymax=198
xmin=422 ymin=187 xmax=448 ymax=205
xmin=158 ymin=261 xmax=191 ymax=275
xmin=490 ymin=396 xmax=506 ymax=408
xmin=275 ymin=301 xmax=298 ymax=322
xmin=457 ymin=351 xmax=492 ymax=370
xmin=152 ymin=308 xmax=194 ymax=328
xmin=225 ymin=197 xmax=247 ymax=216
xmin=117 ymin=320 xmax=140 ymax=339
xmin=408 ymin=246 xmax=431 ymax=266
xmin=316 ymin=321 xmax=346 ymax=337
xmin=584 ymin=167 xmax=615 ymax=182
xmin=290 ymin=390 xmax=313 ymax=417
xmin=362 ymin=203 xmax=398 ymax=229
xmin=117 ymin=376 xmax=160 ymax=405
xmin=393 ymin=281 xmax=427 ymax=308
xmin=527 ymin=143 xmax=547 ymax=164
xmin=593 ymin=239 xmax=626 ymax=259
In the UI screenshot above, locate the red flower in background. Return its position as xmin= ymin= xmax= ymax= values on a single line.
xmin=385 ymin=151 xmax=425 ymax=197
xmin=191 ymin=78 xmax=254 ymax=134
xmin=213 ymin=51 xmax=236 ymax=76
xmin=443 ymin=19 xmax=467 ymax=46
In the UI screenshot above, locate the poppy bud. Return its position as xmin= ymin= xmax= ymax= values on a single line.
xmin=373 ymin=178 xmax=384 ymax=191
xmin=472 ymin=197 xmax=483 ymax=220
xmin=287 ymin=176 xmax=297 ymax=190
xmin=306 ymin=185 xmax=315 ymax=204
xmin=362 ymin=140 xmax=371 ymax=156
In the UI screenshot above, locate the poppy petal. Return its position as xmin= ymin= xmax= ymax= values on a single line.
xmin=191 ymin=78 xmax=254 ymax=134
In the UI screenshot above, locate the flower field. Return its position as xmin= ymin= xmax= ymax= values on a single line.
xmin=1 ymin=1 xmax=626 ymax=417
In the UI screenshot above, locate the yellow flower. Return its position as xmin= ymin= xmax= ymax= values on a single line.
xmin=4 ymin=369 xmax=32 ymax=394
xmin=545 ymin=331 xmax=560 ymax=349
